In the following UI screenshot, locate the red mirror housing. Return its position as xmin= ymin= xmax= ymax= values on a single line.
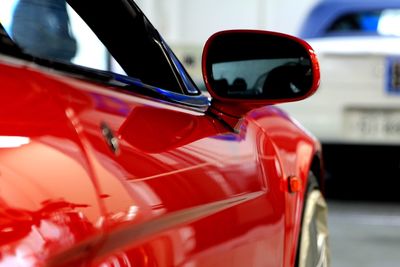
xmin=202 ymin=30 xmax=320 ymax=119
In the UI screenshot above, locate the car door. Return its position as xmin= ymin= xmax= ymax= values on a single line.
xmin=52 ymin=80 xmax=286 ymax=267
xmin=59 ymin=1 xmax=287 ymax=266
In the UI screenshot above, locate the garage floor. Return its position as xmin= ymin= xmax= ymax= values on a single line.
xmin=328 ymin=201 xmax=400 ymax=267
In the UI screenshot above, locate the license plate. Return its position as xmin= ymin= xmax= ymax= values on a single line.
xmin=387 ymin=56 xmax=400 ymax=94
xmin=344 ymin=108 xmax=400 ymax=142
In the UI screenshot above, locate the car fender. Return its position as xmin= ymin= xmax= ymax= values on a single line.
xmin=247 ymin=105 xmax=322 ymax=267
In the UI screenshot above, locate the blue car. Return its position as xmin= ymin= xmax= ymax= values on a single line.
xmin=300 ymin=0 xmax=400 ymax=38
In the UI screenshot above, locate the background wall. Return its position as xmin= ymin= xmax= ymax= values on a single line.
xmin=135 ymin=0 xmax=319 ymax=81
xmin=135 ymin=0 xmax=319 ymax=43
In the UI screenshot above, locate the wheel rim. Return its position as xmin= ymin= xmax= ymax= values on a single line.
xmin=298 ymin=190 xmax=330 ymax=267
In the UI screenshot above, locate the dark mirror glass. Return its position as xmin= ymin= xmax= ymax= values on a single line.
xmin=205 ymin=31 xmax=315 ymax=100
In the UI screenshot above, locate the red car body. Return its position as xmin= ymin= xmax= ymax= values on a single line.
xmin=0 ymin=1 xmax=325 ymax=267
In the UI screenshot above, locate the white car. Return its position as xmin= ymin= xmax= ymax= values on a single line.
xmin=278 ymin=0 xmax=400 ymax=200
xmin=282 ymin=0 xmax=400 ymax=145
xmin=280 ymin=36 xmax=400 ymax=145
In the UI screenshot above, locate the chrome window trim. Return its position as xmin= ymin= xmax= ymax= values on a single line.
xmin=118 ymin=75 xmax=210 ymax=111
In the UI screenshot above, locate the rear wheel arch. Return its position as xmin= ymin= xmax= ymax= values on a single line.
xmin=309 ymin=153 xmax=324 ymax=191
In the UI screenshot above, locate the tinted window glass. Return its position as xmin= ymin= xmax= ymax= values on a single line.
xmin=0 ymin=0 xmax=183 ymax=93
xmin=1 ymin=0 xmax=123 ymax=72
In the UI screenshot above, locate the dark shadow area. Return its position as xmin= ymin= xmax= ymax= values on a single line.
xmin=323 ymin=144 xmax=400 ymax=202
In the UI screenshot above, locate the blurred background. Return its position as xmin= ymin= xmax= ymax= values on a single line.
xmin=135 ymin=0 xmax=400 ymax=266
xmin=135 ymin=0 xmax=318 ymax=84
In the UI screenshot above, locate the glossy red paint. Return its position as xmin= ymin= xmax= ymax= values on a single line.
xmin=0 ymin=53 xmax=322 ymax=267
xmin=202 ymin=30 xmax=320 ymax=119
xmin=0 ymin=63 xmax=105 ymax=266
xmin=49 ymin=70 xmax=286 ymax=266
xmin=0 ymin=56 xmax=321 ymax=267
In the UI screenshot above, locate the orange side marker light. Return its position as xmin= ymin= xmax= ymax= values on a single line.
xmin=288 ymin=176 xmax=302 ymax=193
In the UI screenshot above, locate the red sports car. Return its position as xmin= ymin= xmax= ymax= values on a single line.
xmin=0 ymin=0 xmax=329 ymax=266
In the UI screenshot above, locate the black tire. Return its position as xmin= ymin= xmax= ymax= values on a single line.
xmin=296 ymin=172 xmax=330 ymax=267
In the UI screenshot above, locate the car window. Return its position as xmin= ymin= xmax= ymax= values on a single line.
xmin=326 ymin=9 xmax=400 ymax=37
xmin=0 ymin=0 xmax=185 ymax=94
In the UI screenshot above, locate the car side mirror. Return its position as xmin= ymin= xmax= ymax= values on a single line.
xmin=202 ymin=30 xmax=320 ymax=117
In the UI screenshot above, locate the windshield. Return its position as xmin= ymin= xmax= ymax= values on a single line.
xmin=327 ymin=9 xmax=400 ymax=37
